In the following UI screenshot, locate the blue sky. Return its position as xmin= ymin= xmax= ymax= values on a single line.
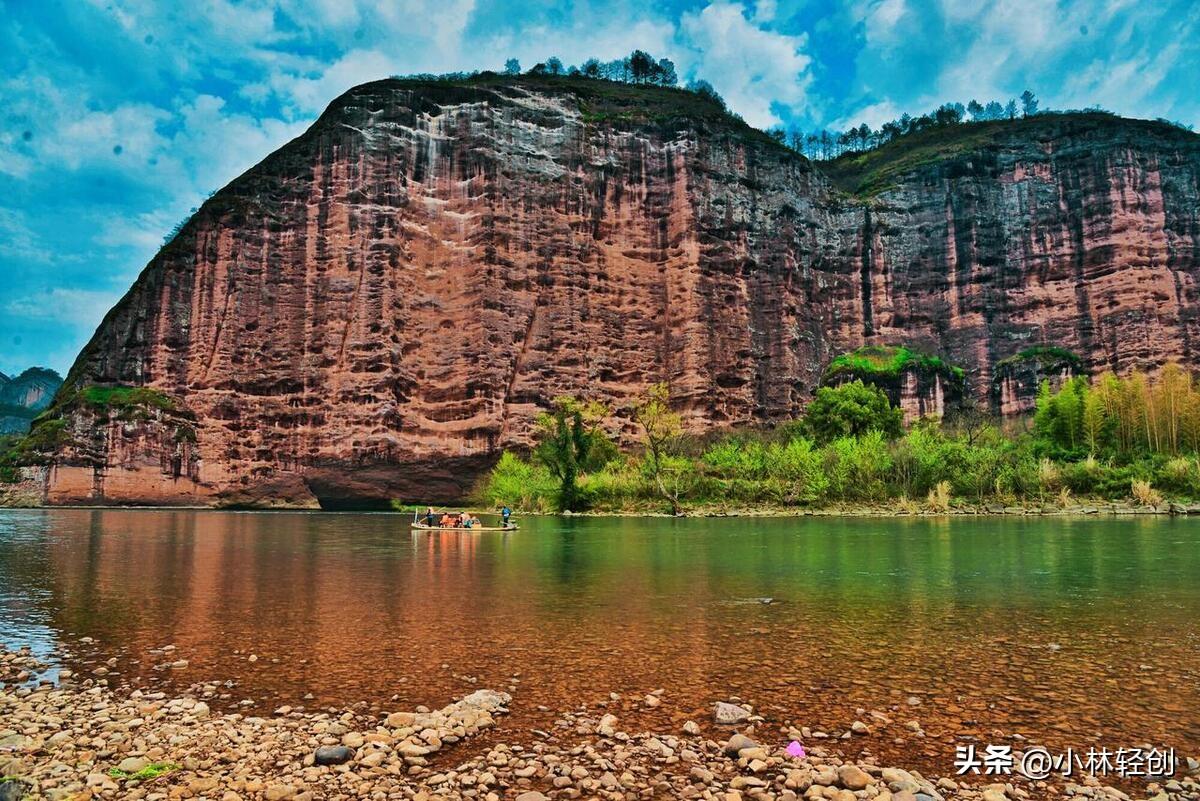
xmin=2 ymin=0 xmax=1198 ymax=377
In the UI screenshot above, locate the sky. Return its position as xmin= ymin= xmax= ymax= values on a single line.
xmin=1 ymin=0 xmax=1198 ymax=377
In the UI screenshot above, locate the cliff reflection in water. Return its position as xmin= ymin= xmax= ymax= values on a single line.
xmin=1 ymin=509 xmax=1197 ymax=771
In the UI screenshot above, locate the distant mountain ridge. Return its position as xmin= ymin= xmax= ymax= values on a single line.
xmin=0 ymin=368 xmax=63 ymax=434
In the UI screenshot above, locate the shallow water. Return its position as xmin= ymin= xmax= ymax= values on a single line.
xmin=1 ymin=509 xmax=1197 ymax=777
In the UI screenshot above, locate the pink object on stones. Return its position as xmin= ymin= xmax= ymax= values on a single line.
xmin=786 ymin=741 xmax=806 ymax=758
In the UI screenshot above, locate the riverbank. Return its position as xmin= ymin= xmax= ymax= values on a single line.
xmin=5 ymin=494 xmax=1200 ymax=516
xmin=1 ymin=645 xmax=1196 ymax=801
xmin=548 ymin=499 xmax=1200 ymax=518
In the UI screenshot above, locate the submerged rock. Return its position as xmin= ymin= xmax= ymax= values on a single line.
xmin=714 ymin=701 xmax=751 ymax=725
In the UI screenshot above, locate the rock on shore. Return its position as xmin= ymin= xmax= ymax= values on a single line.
xmin=1 ymin=646 xmax=1196 ymax=800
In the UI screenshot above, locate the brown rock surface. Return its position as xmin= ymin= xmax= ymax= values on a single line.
xmin=25 ymin=77 xmax=1200 ymax=506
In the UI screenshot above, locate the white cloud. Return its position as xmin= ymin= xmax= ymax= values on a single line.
xmin=931 ymin=0 xmax=1084 ymax=101
xmin=1058 ymin=43 xmax=1186 ymax=120
xmin=94 ymin=211 xmax=177 ymax=254
xmin=0 ymin=137 xmax=36 ymax=180
xmin=268 ymin=50 xmax=405 ymax=115
xmin=830 ymin=99 xmax=910 ymax=131
xmin=0 ymin=209 xmax=54 ymax=264
xmin=843 ymin=0 xmax=1199 ymax=133
xmin=754 ymin=0 xmax=777 ymax=23
xmin=258 ymin=0 xmax=480 ymax=114
xmin=679 ymin=2 xmax=813 ymax=128
xmin=172 ymin=94 xmax=310 ymax=188
xmin=863 ymin=0 xmax=907 ymax=45
xmin=5 ymin=287 xmax=125 ymax=327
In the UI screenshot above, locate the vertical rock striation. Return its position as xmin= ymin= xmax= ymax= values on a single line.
xmin=840 ymin=114 xmax=1200 ymax=411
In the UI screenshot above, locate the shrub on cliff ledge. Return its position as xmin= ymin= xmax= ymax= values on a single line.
xmin=0 ymin=434 xmax=22 ymax=483
xmin=825 ymin=345 xmax=964 ymax=385
xmin=0 ymin=418 xmax=72 ymax=469
xmin=80 ymin=385 xmax=177 ymax=413
xmin=805 ymin=380 xmax=903 ymax=444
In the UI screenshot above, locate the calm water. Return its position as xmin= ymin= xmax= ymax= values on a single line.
xmin=1 ymin=509 xmax=1198 ymax=775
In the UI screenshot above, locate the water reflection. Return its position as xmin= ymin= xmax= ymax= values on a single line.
xmin=0 ymin=509 xmax=1197 ymax=772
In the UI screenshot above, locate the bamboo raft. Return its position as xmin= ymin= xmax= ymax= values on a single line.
xmin=410 ymin=523 xmax=519 ymax=532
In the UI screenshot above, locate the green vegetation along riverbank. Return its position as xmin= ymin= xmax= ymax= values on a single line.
xmin=478 ymin=367 xmax=1200 ymax=516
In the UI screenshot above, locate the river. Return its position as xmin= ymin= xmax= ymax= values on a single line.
xmin=1 ymin=509 xmax=1197 ymax=778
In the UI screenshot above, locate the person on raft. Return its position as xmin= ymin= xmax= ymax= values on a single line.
xmin=501 ymin=506 xmax=512 ymax=528
xmin=423 ymin=506 xmax=436 ymax=527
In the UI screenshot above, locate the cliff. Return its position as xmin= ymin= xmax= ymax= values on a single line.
xmin=18 ymin=76 xmax=1200 ymax=506
xmin=991 ymin=346 xmax=1085 ymax=416
xmin=821 ymin=346 xmax=965 ymax=422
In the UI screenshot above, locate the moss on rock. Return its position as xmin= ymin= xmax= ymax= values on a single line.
xmin=994 ymin=346 xmax=1083 ymax=376
xmin=824 ymin=345 xmax=965 ymax=386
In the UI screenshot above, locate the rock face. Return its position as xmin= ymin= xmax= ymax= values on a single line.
xmin=820 ymin=346 xmax=965 ymax=422
xmin=23 ymin=77 xmax=1200 ymax=506
xmin=0 ymin=368 xmax=62 ymax=434
xmin=991 ymin=346 xmax=1085 ymax=416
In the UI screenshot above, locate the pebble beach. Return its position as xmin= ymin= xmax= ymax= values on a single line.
xmin=2 ymin=646 xmax=1197 ymax=801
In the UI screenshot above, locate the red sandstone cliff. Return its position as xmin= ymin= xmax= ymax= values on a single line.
xmin=23 ymin=77 xmax=1200 ymax=506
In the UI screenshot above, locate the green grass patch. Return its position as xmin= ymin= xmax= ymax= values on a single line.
xmin=820 ymin=123 xmax=1001 ymax=197
xmin=994 ymin=346 xmax=1083 ymax=373
xmin=0 ymin=433 xmax=23 ymax=459
xmin=819 ymin=112 xmax=1195 ymax=198
xmin=824 ymin=345 xmax=965 ymax=384
xmin=0 ymin=384 xmax=185 ymax=471
xmin=107 ymin=762 xmax=180 ymax=781
xmin=80 ymin=386 xmax=177 ymax=412
xmin=1 ymin=419 xmax=71 ymax=468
